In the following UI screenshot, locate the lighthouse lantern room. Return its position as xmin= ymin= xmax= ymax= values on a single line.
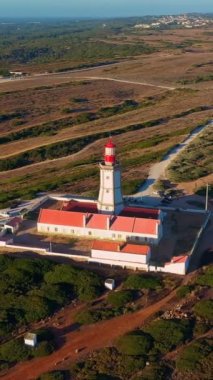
xmin=97 ymin=139 xmax=124 ymax=214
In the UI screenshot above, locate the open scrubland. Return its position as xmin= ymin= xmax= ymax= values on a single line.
xmin=0 ymin=18 xmax=212 ymax=380
xmin=0 ymin=23 xmax=212 ymax=207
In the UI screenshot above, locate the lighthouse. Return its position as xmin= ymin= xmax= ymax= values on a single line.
xmin=97 ymin=139 xmax=124 ymax=214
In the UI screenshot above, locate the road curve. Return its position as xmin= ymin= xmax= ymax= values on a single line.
xmin=134 ymin=120 xmax=213 ymax=203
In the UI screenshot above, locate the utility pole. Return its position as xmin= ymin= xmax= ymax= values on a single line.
xmin=205 ymin=183 xmax=209 ymax=211
xmin=49 ymin=238 xmax=52 ymax=253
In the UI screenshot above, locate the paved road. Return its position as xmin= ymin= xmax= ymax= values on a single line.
xmin=133 ymin=120 xmax=213 ymax=206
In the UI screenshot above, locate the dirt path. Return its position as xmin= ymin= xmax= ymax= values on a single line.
xmin=133 ymin=120 xmax=213 ymax=205
xmin=80 ymin=75 xmax=175 ymax=90
xmin=2 ymin=288 xmax=178 ymax=380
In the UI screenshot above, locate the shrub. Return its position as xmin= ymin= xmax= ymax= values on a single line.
xmin=176 ymin=339 xmax=212 ymax=372
xmin=117 ymin=332 xmax=153 ymax=356
xmin=196 ymin=266 xmax=213 ymax=287
xmin=33 ymin=341 xmax=55 ymax=358
xmin=193 ymin=322 xmax=210 ymax=337
xmin=176 ymin=285 xmax=192 ymax=299
xmin=107 ymin=290 xmax=134 ymax=308
xmin=23 ymin=295 xmax=54 ymax=322
xmin=125 ymin=274 xmax=161 ymax=290
xmin=38 ymin=371 xmax=66 ymax=380
xmin=75 ymin=310 xmax=97 ymax=325
xmin=194 ymin=300 xmax=213 ymax=320
xmin=0 ymin=338 xmax=31 ymax=363
xmin=145 ymin=319 xmax=191 ymax=353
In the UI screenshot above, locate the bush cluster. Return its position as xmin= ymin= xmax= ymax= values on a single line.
xmin=0 ymin=256 xmax=102 ymax=339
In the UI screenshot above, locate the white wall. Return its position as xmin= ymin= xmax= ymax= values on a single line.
xmin=38 ymin=223 xmax=159 ymax=244
xmin=89 ymin=257 xmax=149 ymax=271
xmin=91 ymin=248 xmax=150 ymax=264
xmin=148 ymin=258 xmax=189 ymax=275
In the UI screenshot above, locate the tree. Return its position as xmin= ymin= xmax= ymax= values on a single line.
xmin=125 ymin=274 xmax=161 ymax=290
xmin=23 ymin=296 xmax=54 ymax=322
xmin=107 ymin=290 xmax=134 ymax=308
xmin=145 ymin=319 xmax=191 ymax=353
xmin=194 ymin=300 xmax=213 ymax=320
xmin=117 ymin=332 xmax=153 ymax=356
xmin=0 ymin=338 xmax=31 ymax=363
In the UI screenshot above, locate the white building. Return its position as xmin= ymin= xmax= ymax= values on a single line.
xmin=90 ymin=240 xmax=151 ymax=270
xmin=98 ymin=140 xmax=124 ymax=215
xmin=24 ymin=333 xmax=37 ymax=347
xmin=37 ymin=139 xmax=163 ymax=245
xmin=104 ymin=278 xmax=115 ymax=290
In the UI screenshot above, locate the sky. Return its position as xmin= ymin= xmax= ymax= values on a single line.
xmin=0 ymin=0 xmax=213 ymax=18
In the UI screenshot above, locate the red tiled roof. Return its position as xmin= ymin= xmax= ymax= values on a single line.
xmin=38 ymin=209 xmax=84 ymax=228
xmin=133 ymin=218 xmax=158 ymax=235
xmin=38 ymin=209 xmax=159 ymax=237
xmin=92 ymin=240 xmax=150 ymax=255
xmin=121 ymin=206 xmax=159 ymax=219
xmin=86 ymin=214 xmax=108 ymax=230
xmin=111 ymin=216 xmax=135 ymax=232
xmin=165 ymin=256 xmax=188 ymax=265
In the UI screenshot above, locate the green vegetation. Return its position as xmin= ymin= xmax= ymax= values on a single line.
xmin=176 ymin=285 xmax=192 ymax=299
xmin=176 ymin=338 xmax=212 ymax=373
xmin=117 ymin=332 xmax=153 ymax=356
xmin=178 ymin=74 xmax=213 ymax=85
xmin=194 ymin=300 xmax=213 ymax=320
xmin=38 ymin=372 xmax=66 ymax=380
xmin=196 ymin=266 xmax=213 ymax=287
xmin=168 ymin=125 xmax=213 ymax=182
xmin=0 ymin=20 xmax=155 ymax=72
xmin=72 ymin=347 xmax=146 ymax=380
xmin=0 ymin=329 xmax=55 ymax=367
xmin=0 ymin=338 xmax=31 ymax=363
xmin=0 ymin=256 xmax=102 ymax=338
xmin=145 ymin=319 xmax=192 ymax=353
xmin=107 ymin=290 xmax=135 ymax=308
xmin=0 ymin=106 xmax=209 ymax=172
xmin=75 ymin=290 xmax=137 ymax=326
xmin=0 ymin=69 xmax=11 ymax=77
xmin=124 ymin=274 xmax=162 ymax=290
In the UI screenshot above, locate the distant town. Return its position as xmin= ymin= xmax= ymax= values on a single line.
xmin=134 ymin=14 xmax=213 ymax=29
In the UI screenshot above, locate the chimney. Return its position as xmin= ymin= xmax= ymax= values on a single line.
xmin=107 ymin=216 xmax=111 ymax=230
xmin=83 ymin=214 xmax=89 ymax=227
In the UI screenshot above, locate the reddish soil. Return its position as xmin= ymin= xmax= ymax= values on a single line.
xmin=2 ymin=288 xmax=179 ymax=380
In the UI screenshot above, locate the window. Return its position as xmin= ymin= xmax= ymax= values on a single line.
xmin=112 ymin=233 xmax=116 ymax=238
xmin=71 ymin=229 xmax=74 ymax=234
xmin=105 ymin=207 xmax=109 ymax=210
xmin=106 ymin=176 xmax=109 ymax=179
xmin=106 ymin=189 xmax=109 ymax=193
xmin=47 ymin=227 xmax=49 ymax=231
xmin=88 ymin=231 xmax=92 ymax=236
xmin=118 ymin=234 xmax=122 ymax=239
xmin=135 ymin=236 xmax=139 ymax=241
xmin=55 ymin=227 xmax=58 ymax=232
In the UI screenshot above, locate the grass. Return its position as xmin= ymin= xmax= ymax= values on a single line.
xmin=168 ymin=125 xmax=213 ymax=182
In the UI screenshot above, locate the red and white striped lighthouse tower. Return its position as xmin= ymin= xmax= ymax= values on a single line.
xmin=98 ymin=139 xmax=124 ymax=214
xmin=104 ymin=139 xmax=116 ymax=166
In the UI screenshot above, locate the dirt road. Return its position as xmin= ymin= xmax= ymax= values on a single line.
xmin=133 ymin=120 xmax=213 ymax=205
xmin=2 ymin=288 xmax=178 ymax=380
